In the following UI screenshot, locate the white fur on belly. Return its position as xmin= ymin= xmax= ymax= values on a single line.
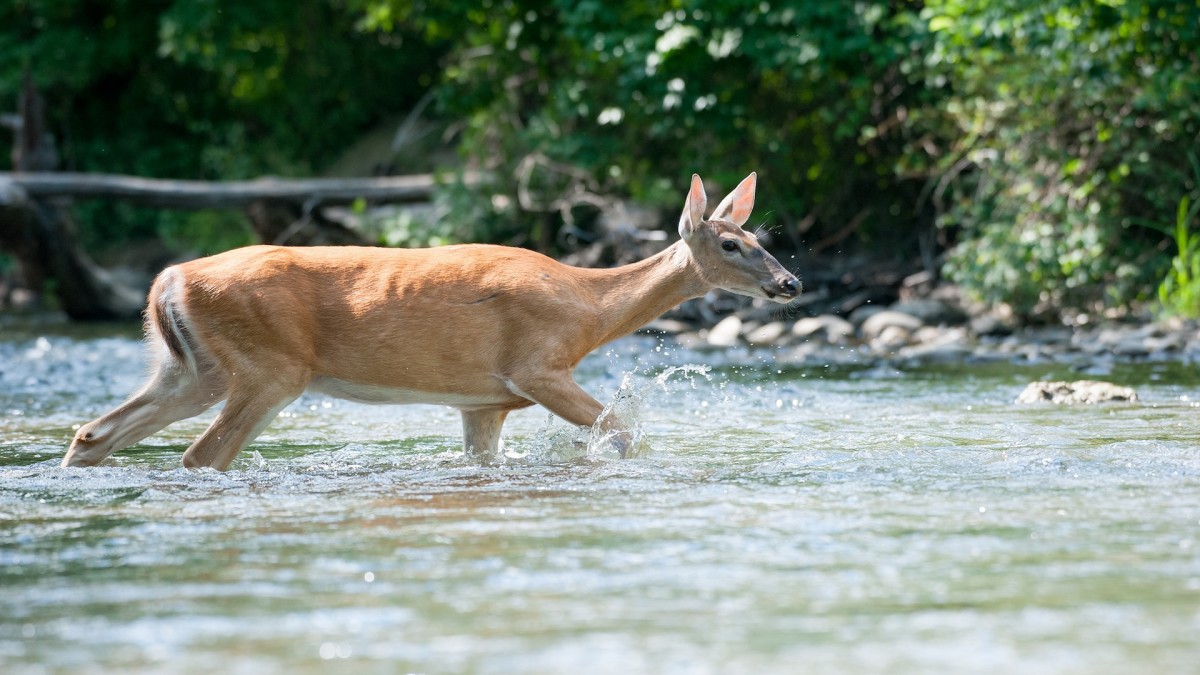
xmin=308 ymin=376 xmax=518 ymax=407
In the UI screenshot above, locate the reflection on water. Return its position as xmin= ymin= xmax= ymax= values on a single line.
xmin=1 ymin=322 xmax=1199 ymax=674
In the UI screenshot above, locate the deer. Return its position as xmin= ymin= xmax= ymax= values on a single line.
xmin=62 ymin=173 xmax=800 ymax=470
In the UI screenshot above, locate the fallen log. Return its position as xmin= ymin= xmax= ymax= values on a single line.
xmin=0 ymin=171 xmax=442 ymax=209
xmin=0 ymin=171 xmax=472 ymax=319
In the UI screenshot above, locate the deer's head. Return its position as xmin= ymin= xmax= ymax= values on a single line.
xmin=679 ymin=173 xmax=800 ymax=304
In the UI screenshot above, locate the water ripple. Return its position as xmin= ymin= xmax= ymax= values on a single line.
xmin=1 ymin=330 xmax=1198 ymax=673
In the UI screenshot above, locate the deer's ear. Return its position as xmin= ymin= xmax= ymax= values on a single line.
xmin=710 ymin=172 xmax=757 ymax=227
xmin=678 ymin=174 xmax=708 ymax=239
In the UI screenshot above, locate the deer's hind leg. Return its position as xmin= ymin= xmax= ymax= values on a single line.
xmin=180 ymin=378 xmax=304 ymax=471
xmin=63 ymin=361 xmax=225 ymax=467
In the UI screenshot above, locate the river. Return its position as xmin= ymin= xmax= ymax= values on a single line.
xmin=1 ymin=319 xmax=1198 ymax=673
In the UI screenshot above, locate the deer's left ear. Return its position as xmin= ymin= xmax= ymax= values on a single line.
xmin=710 ymin=172 xmax=757 ymax=227
xmin=678 ymin=174 xmax=708 ymax=239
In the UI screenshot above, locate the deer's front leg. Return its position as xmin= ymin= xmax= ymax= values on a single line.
xmin=507 ymin=371 xmax=633 ymax=458
xmin=461 ymin=408 xmax=510 ymax=457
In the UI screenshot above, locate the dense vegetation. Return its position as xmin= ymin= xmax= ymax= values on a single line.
xmin=3 ymin=0 xmax=1199 ymax=319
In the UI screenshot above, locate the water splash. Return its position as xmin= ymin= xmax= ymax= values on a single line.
xmin=505 ymin=415 xmax=590 ymax=463
xmin=590 ymin=364 xmax=714 ymax=459
xmin=250 ymin=449 xmax=269 ymax=469
xmin=510 ymin=365 xmax=713 ymax=463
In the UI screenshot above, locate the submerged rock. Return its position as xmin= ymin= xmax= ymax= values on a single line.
xmin=1015 ymin=380 xmax=1139 ymax=405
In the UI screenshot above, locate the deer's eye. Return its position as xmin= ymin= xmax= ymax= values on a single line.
xmin=721 ymin=240 xmax=739 ymax=253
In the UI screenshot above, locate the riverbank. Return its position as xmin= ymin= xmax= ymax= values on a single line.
xmin=645 ymin=292 xmax=1200 ymax=371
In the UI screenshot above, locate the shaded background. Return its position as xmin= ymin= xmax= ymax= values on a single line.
xmin=2 ymin=0 xmax=1199 ymax=321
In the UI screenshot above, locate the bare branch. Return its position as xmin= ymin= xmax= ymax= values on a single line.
xmin=0 ymin=172 xmax=478 ymax=209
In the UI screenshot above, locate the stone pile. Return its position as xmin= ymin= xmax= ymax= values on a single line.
xmin=644 ymin=295 xmax=1200 ymax=367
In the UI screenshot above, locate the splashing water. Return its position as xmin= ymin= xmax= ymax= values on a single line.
xmin=4 ymin=326 xmax=1200 ymax=675
xmin=508 ymin=364 xmax=713 ymax=462
xmin=589 ymin=364 xmax=714 ymax=459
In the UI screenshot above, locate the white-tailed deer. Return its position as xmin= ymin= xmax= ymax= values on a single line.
xmin=62 ymin=173 xmax=799 ymax=469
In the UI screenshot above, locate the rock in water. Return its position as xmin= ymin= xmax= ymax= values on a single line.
xmin=706 ymin=315 xmax=743 ymax=348
xmin=1015 ymin=380 xmax=1139 ymax=405
xmin=792 ymin=315 xmax=855 ymax=343
xmin=746 ymin=321 xmax=787 ymax=346
xmin=861 ymin=310 xmax=924 ymax=341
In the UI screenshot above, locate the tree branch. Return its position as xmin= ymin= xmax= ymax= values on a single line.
xmin=0 ymin=171 xmax=463 ymax=209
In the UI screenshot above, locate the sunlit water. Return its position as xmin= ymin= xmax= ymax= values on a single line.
xmin=2 ymin=319 xmax=1199 ymax=674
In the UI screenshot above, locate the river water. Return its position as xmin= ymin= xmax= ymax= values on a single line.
xmin=1 ymin=319 xmax=1198 ymax=674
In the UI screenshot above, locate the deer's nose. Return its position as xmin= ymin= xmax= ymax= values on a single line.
xmin=780 ymin=277 xmax=800 ymax=296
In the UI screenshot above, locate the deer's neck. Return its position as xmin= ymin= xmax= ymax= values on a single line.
xmin=582 ymin=241 xmax=709 ymax=346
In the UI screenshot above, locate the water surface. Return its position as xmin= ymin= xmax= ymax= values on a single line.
xmin=2 ymin=319 xmax=1199 ymax=673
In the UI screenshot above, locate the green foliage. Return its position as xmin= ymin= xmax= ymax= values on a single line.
xmin=3 ymin=0 xmax=443 ymax=178
xmin=4 ymin=0 xmax=1200 ymax=320
xmin=920 ymin=0 xmax=1200 ymax=316
xmin=158 ymin=210 xmax=255 ymax=257
xmin=356 ymin=0 xmax=938 ymax=254
xmin=1 ymin=0 xmax=444 ymax=256
xmin=1157 ymin=196 xmax=1200 ymax=317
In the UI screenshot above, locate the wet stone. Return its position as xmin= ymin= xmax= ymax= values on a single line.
xmin=970 ymin=315 xmax=1014 ymax=337
xmin=1015 ymin=380 xmax=1139 ymax=405
xmin=896 ymin=327 xmax=970 ymax=364
xmin=897 ymin=343 xmax=974 ymax=365
xmin=745 ymin=321 xmax=788 ymax=346
xmin=861 ymin=310 xmax=924 ymax=341
xmin=889 ymin=298 xmax=967 ymax=325
xmin=706 ymin=315 xmax=743 ymax=348
xmin=674 ymin=332 xmax=708 ymax=351
xmin=792 ymin=315 xmax=855 ymax=343
xmin=1111 ymin=338 xmax=1151 ymax=357
xmin=1144 ymin=333 xmax=1185 ymax=353
xmin=870 ymin=325 xmax=912 ymax=352
xmin=640 ymin=319 xmax=692 ymax=335
xmin=847 ymin=304 xmax=886 ymax=327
